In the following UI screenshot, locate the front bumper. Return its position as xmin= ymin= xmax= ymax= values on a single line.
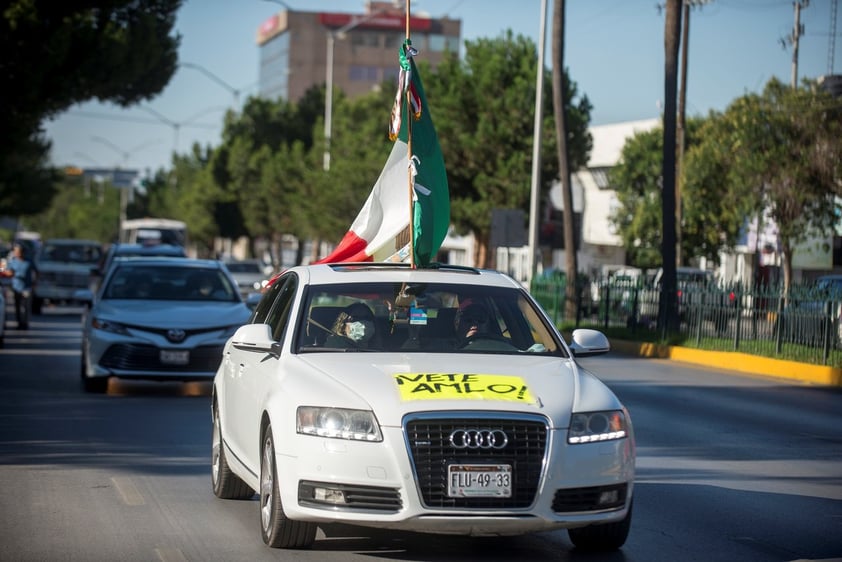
xmin=273 ymin=416 xmax=634 ymax=535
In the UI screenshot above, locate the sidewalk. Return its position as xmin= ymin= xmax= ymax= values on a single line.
xmin=610 ymin=339 xmax=842 ymax=387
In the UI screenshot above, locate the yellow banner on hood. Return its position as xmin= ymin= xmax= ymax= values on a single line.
xmin=394 ymin=373 xmax=535 ymax=402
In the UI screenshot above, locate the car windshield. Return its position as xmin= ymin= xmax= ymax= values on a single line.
xmin=40 ymin=243 xmax=102 ymax=264
xmin=296 ymin=282 xmax=565 ymax=356
xmin=103 ymin=265 xmax=239 ymax=302
xmin=226 ymin=261 xmax=263 ymax=274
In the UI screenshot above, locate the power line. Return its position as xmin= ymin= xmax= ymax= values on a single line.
xmin=64 ymin=110 xmax=220 ymax=130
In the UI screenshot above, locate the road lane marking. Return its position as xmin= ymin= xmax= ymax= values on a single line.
xmin=155 ymin=547 xmax=187 ymax=562
xmin=111 ymin=476 xmax=145 ymax=506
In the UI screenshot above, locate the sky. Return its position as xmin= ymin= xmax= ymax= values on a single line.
xmin=44 ymin=0 xmax=839 ymax=178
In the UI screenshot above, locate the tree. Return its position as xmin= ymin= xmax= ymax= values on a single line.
xmin=26 ymin=175 xmax=121 ymax=243
xmin=423 ymin=32 xmax=591 ymax=268
xmin=1 ymin=0 xmax=182 ymax=218
xmin=551 ymin=0 xmax=578 ymax=318
xmin=697 ymin=78 xmax=842 ymax=291
xmin=610 ymin=117 xmax=744 ymax=268
xmin=661 ymin=0 xmax=682 ymax=332
xmin=609 ymin=127 xmax=667 ymax=269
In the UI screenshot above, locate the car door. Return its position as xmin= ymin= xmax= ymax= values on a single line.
xmin=232 ymin=274 xmax=298 ymax=468
xmin=222 ymin=275 xmax=288 ymax=468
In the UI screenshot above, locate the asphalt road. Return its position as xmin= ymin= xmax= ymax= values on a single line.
xmin=1 ymin=306 xmax=841 ymax=562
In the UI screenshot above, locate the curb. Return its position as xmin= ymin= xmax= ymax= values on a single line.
xmin=610 ymin=339 xmax=842 ymax=387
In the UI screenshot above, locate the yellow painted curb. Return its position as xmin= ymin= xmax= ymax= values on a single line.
xmin=610 ymin=340 xmax=842 ymax=387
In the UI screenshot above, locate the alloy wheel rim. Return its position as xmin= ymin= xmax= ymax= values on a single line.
xmin=260 ymin=436 xmax=273 ymax=530
xmin=211 ymin=413 xmax=220 ymax=485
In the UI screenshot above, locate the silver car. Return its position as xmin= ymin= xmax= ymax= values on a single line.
xmin=81 ymin=257 xmax=252 ymax=393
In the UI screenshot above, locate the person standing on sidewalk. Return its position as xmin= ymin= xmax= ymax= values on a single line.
xmin=2 ymin=243 xmax=38 ymax=329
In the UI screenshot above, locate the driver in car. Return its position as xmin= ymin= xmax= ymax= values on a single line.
xmin=454 ymin=301 xmax=492 ymax=346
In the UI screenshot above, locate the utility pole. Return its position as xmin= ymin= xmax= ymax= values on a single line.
xmin=676 ymin=1 xmax=690 ymax=267
xmin=790 ymin=0 xmax=807 ymax=87
xmin=828 ymin=0 xmax=837 ymax=75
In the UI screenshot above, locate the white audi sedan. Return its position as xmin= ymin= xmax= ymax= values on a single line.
xmin=213 ymin=263 xmax=635 ymax=551
xmin=81 ymin=257 xmax=252 ymax=393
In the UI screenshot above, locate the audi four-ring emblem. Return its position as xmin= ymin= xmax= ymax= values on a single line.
xmin=449 ymin=429 xmax=508 ymax=449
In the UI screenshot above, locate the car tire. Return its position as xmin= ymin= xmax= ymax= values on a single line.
xmin=82 ymin=375 xmax=109 ymax=394
xmin=79 ymin=349 xmax=106 ymax=393
xmin=212 ymin=405 xmax=253 ymax=500
xmin=31 ymin=297 xmax=42 ymax=315
xmin=260 ymin=425 xmax=317 ymax=549
xmin=567 ymin=500 xmax=632 ymax=551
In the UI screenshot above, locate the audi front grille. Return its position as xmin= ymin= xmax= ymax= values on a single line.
xmin=404 ymin=413 xmax=548 ymax=509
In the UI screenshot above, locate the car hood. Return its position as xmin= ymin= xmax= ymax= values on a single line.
xmin=94 ymin=300 xmax=251 ymax=327
xmin=292 ymin=353 xmax=619 ymax=428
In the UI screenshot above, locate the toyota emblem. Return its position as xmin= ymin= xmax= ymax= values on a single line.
xmin=166 ymin=329 xmax=187 ymax=343
xmin=448 ymin=429 xmax=508 ymax=449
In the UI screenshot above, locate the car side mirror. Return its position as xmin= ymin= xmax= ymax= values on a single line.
xmin=231 ymin=323 xmax=279 ymax=356
xmin=569 ymin=328 xmax=610 ymax=357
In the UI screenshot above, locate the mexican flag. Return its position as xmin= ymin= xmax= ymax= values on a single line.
xmin=314 ymin=41 xmax=449 ymax=267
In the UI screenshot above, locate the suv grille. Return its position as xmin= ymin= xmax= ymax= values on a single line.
xmin=99 ymin=344 xmax=223 ymax=372
xmin=405 ymin=413 xmax=548 ymax=509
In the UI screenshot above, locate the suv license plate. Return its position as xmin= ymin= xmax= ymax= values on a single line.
xmin=447 ymin=464 xmax=512 ymax=498
xmin=160 ymin=350 xmax=189 ymax=365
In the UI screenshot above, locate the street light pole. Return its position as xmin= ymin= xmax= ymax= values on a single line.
xmin=528 ymin=0 xmax=548 ymax=286
xmin=90 ymin=136 xmax=162 ymax=225
xmin=180 ymin=62 xmax=241 ymax=107
xmin=324 ymin=31 xmax=336 ymax=171
xmin=323 ymin=5 xmax=397 ymax=172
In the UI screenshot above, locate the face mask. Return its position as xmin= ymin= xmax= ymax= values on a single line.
xmin=346 ymin=320 xmax=374 ymax=343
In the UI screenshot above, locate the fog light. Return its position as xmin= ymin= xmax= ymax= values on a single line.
xmin=598 ymin=489 xmax=619 ymax=505
xmin=314 ymin=487 xmax=347 ymax=504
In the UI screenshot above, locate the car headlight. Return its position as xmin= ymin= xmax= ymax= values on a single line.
xmin=567 ymin=411 xmax=627 ymax=444
xmin=91 ymin=317 xmax=130 ymax=335
xmin=297 ymin=406 xmax=382 ymax=442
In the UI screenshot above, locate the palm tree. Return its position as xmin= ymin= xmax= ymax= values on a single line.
xmin=660 ymin=0 xmax=682 ymax=333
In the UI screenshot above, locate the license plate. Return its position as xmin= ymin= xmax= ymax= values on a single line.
xmin=447 ymin=464 xmax=512 ymax=498
xmin=160 ymin=350 xmax=189 ymax=365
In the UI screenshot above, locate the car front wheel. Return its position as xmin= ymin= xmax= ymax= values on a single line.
xmin=567 ymin=500 xmax=632 ymax=551
xmin=211 ymin=405 xmax=253 ymax=500
xmin=260 ymin=425 xmax=317 ymax=548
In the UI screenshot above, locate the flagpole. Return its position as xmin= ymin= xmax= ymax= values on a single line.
xmin=405 ymin=0 xmax=416 ymax=268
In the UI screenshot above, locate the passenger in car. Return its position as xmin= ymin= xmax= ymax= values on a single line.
xmin=325 ymin=302 xmax=377 ymax=349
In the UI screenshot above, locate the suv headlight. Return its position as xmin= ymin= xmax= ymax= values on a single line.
xmin=297 ymin=406 xmax=382 ymax=442
xmin=568 ymin=410 xmax=627 ymax=444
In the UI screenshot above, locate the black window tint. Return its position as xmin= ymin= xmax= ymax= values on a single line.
xmin=252 ymin=275 xmax=288 ymax=324
xmin=266 ymin=276 xmax=297 ymax=341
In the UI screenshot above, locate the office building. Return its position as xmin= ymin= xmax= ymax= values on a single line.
xmin=256 ymin=1 xmax=461 ymax=102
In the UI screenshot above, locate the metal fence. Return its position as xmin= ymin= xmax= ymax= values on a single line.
xmin=530 ymin=276 xmax=842 ymax=367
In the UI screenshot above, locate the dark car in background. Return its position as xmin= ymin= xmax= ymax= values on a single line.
xmin=33 ymin=239 xmax=103 ymax=313
xmin=222 ymin=258 xmax=271 ymax=298
xmin=781 ymin=274 xmax=842 ymax=347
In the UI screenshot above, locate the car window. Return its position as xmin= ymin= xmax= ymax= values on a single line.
xmin=295 ymin=282 xmax=564 ymax=356
xmin=226 ymin=261 xmax=263 ymax=274
xmin=252 ymin=274 xmax=290 ymax=324
xmin=40 ymin=243 xmax=102 ymax=264
xmin=265 ymin=276 xmax=297 ymax=341
xmin=103 ymin=265 xmax=239 ymax=301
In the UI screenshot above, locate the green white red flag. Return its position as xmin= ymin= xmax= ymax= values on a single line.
xmin=314 ymin=40 xmax=449 ymax=267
